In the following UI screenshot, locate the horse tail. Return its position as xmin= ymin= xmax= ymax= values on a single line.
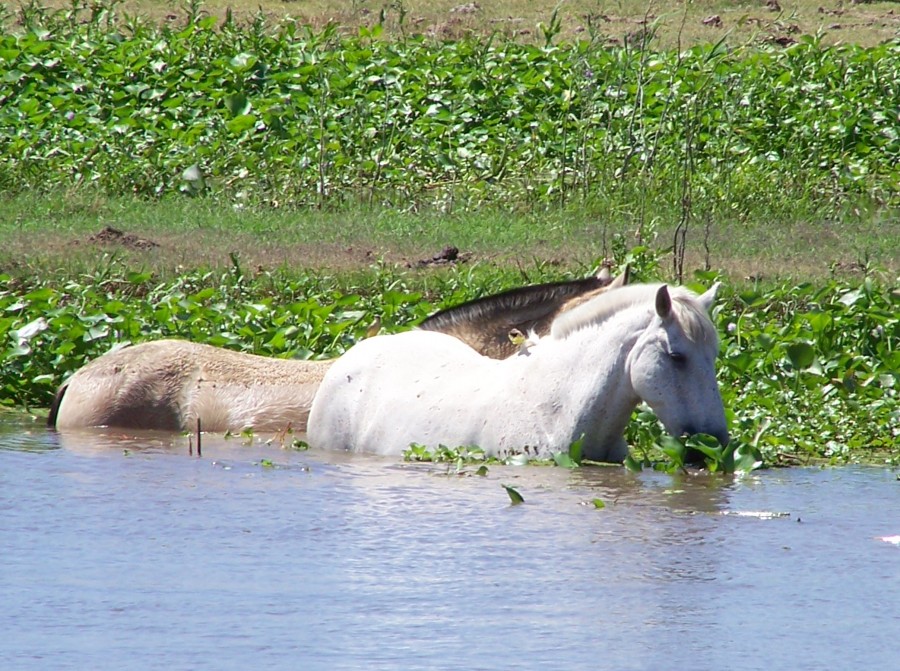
xmin=46 ymin=383 xmax=68 ymax=429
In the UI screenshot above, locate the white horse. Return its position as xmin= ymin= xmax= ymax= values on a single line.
xmin=308 ymin=282 xmax=729 ymax=462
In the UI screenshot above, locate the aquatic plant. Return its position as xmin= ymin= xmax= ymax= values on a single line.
xmin=502 ymin=484 xmax=525 ymax=505
xmin=1 ymin=1 xmax=898 ymax=217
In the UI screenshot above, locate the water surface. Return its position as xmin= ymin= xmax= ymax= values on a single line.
xmin=2 ymin=418 xmax=898 ymax=671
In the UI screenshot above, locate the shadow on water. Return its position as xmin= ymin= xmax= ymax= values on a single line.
xmin=1 ymin=414 xmax=899 ymax=671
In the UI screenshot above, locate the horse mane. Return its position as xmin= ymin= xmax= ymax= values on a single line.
xmin=419 ymin=274 xmax=610 ymax=333
xmin=549 ymin=283 xmax=718 ymax=345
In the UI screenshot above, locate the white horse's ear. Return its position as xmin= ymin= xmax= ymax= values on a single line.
xmin=609 ymin=265 xmax=629 ymax=289
xmin=697 ymin=282 xmax=721 ymax=313
xmin=655 ymin=285 xmax=672 ymax=319
xmin=596 ymin=266 xmax=611 ymax=282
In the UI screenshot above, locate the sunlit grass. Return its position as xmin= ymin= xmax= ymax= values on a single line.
xmin=2 ymin=189 xmax=896 ymax=285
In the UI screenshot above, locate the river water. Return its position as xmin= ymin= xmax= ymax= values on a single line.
xmin=1 ymin=418 xmax=898 ymax=671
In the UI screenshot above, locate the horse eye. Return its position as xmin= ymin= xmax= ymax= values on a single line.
xmin=669 ymin=351 xmax=687 ymax=365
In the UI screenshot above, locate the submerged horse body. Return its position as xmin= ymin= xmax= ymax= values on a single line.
xmin=49 ymin=340 xmax=331 ymax=432
xmin=48 ymin=268 xmax=625 ymax=433
xmin=308 ymin=282 xmax=729 ymax=462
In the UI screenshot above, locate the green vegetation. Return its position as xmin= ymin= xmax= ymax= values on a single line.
xmin=0 ymin=2 xmax=897 ymax=468
xmin=2 ymin=1 xmax=896 ymax=281
xmin=502 ymin=483 xmax=525 ymax=505
xmin=2 ymin=2 xmax=899 ymax=218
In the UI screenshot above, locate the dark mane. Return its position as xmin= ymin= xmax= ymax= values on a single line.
xmin=418 ymin=272 xmax=617 ymax=359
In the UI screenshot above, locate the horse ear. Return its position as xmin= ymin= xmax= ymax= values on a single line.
xmin=609 ymin=265 xmax=630 ymax=289
xmin=697 ymin=282 xmax=721 ymax=313
xmin=596 ymin=266 xmax=611 ymax=283
xmin=655 ymin=285 xmax=672 ymax=319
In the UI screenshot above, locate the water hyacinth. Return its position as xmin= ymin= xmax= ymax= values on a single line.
xmin=0 ymin=2 xmax=898 ymax=212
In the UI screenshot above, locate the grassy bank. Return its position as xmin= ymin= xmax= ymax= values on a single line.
xmin=24 ymin=0 xmax=900 ymax=49
xmin=3 ymin=189 xmax=897 ymax=285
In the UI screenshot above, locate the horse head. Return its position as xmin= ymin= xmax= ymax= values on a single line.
xmin=626 ymin=283 xmax=729 ymax=448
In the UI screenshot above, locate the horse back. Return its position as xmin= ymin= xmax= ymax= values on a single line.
xmin=419 ymin=272 xmax=617 ymax=359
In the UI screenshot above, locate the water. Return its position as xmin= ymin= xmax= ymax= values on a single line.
xmin=1 ymin=417 xmax=898 ymax=671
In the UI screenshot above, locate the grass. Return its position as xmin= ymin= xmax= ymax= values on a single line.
xmin=2 ymin=189 xmax=897 ymax=286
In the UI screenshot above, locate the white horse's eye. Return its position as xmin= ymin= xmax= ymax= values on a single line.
xmin=669 ymin=351 xmax=687 ymax=365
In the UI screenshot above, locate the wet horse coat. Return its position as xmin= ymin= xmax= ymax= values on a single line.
xmin=308 ymin=283 xmax=729 ymax=461
xmin=48 ymin=340 xmax=330 ymax=432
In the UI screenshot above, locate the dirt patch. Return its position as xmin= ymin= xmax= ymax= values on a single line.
xmin=87 ymin=226 xmax=160 ymax=251
xmin=412 ymin=245 xmax=474 ymax=267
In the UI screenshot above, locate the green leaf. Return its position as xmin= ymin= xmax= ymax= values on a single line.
xmin=686 ymin=433 xmax=724 ymax=460
xmin=85 ymin=325 xmax=109 ymax=342
xmin=838 ymin=289 xmax=864 ymax=307
xmin=786 ymin=341 xmax=816 ymax=369
xmin=659 ymin=435 xmax=687 ymax=465
xmin=224 ymin=93 xmax=250 ymax=117
xmin=502 ymin=484 xmax=524 ymax=505
xmin=733 ymin=445 xmax=765 ymax=472
xmin=127 ymin=271 xmax=153 ymax=284
xmin=552 ymin=451 xmax=579 ymax=469
xmin=505 ymin=454 xmax=529 ymax=466
xmin=229 ymin=52 xmax=257 ymax=71
xmin=623 ymin=454 xmax=644 ymax=473
xmin=226 ymin=114 xmax=257 ymax=134
xmin=14 ymin=317 xmax=48 ymax=342
xmin=591 ymin=498 xmax=606 ymax=509
xmin=568 ymin=433 xmax=584 ymax=464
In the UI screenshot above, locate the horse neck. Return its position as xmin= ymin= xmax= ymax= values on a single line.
xmin=550 ymin=283 xmax=663 ymax=340
xmin=526 ymin=306 xmax=651 ymax=448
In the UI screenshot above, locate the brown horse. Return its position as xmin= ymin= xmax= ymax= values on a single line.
xmin=47 ymin=340 xmax=331 ymax=433
xmin=48 ymin=267 xmax=627 ymax=433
